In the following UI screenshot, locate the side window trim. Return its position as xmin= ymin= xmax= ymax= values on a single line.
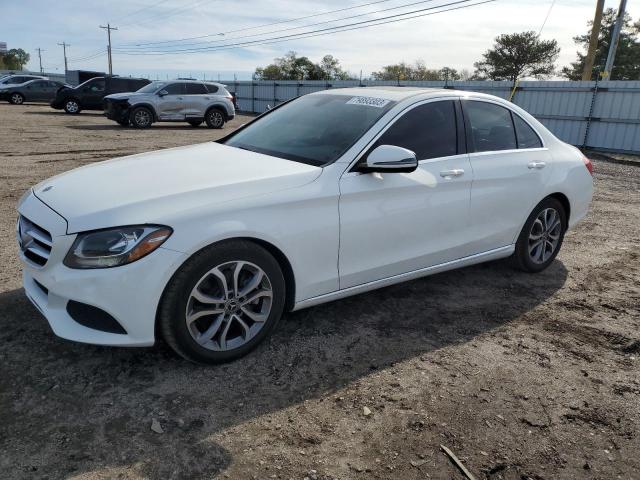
xmin=461 ymin=99 xmax=546 ymax=153
xmin=511 ymin=111 xmax=545 ymax=150
xmin=348 ymin=97 xmax=464 ymax=172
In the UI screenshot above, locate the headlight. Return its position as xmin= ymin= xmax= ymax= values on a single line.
xmin=64 ymin=225 xmax=172 ymax=269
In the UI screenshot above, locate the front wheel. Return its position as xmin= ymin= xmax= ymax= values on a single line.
xmin=9 ymin=93 xmax=24 ymax=105
xmin=130 ymin=106 xmax=153 ymax=128
xmin=205 ymin=108 xmax=225 ymax=129
xmin=158 ymin=240 xmax=286 ymax=364
xmin=513 ymin=197 xmax=567 ymax=273
xmin=64 ymin=99 xmax=80 ymax=114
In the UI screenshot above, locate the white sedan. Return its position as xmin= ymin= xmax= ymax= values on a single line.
xmin=17 ymin=87 xmax=593 ymax=363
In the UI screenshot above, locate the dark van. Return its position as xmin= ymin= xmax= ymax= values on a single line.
xmin=51 ymin=76 xmax=151 ymax=114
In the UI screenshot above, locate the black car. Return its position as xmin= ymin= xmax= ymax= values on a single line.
xmin=51 ymin=76 xmax=151 ymax=114
xmin=0 ymin=79 xmax=66 ymax=105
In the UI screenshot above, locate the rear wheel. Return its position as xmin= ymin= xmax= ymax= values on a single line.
xmin=513 ymin=197 xmax=567 ymax=273
xmin=130 ymin=106 xmax=153 ymax=128
xmin=64 ymin=99 xmax=80 ymax=114
xmin=9 ymin=93 xmax=24 ymax=105
xmin=205 ymin=108 xmax=225 ymax=129
xmin=159 ymin=240 xmax=286 ymax=364
xmin=188 ymin=120 xmax=203 ymax=127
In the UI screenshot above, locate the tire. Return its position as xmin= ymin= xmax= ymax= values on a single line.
xmin=513 ymin=197 xmax=567 ymax=273
xmin=130 ymin=106 xmax=153 ymax=128
xmin=205 ymin=108 xmax=225 ymax=129
xmin=158 ymin=240 xmax=286 ymax=364
xmin=188 ymin=120 xmax=203 ymax=127
xmin=117 ymin=119 xmax=129 ymax=127
xmin=64 ymin=99 xmax=81 ymax=114
xmin=9 ymin=93 xmax=24 ymax=105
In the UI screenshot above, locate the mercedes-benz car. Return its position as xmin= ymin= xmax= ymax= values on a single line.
xmin=103 ymin=80 xmax=235 ymax=128
xmin=16 ymin=87 xmax=593 ymax=363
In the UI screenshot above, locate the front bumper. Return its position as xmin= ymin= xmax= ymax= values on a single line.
xmin=104 ymin=99 xmax=131 ymax=122
xmin=18 ymin=192 xmax=186 ymax=347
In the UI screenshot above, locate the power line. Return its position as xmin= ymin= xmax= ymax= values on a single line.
xmin=120 ymin=0 xmax=442 ymax=51
xmin=118 ymin=0 xmax=211 ymax=28
xmin=114 ymin=0 xmax=496 ymax=55
xmin=108 ymin=0 xmax=174 ymax=24
xmin=119 ymin=0 xmax=399 ymax=47
xmin=537 ymin=0 xmax=556 ymax=36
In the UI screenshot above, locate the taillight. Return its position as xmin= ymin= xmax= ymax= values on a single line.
xmin=582 ymin=155 xmax=593 ymax=176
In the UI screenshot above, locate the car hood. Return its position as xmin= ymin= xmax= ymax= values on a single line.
xmin=33 ymin=142 xmax=322 ymax=233
xmin=105 ymin=92 xmax=148 ymax=101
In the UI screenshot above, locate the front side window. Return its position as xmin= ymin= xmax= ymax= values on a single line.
xmin=84 ymin=79 xmax=105 ymax=92
xmin=163 ymin=83 xmax=185 ymax=95
xmin=185 ymin=83 xmax=208 ymax=95
xmin=224 ymin=94 xmax=396 ymax=166
xmin=137 ymin=81 xmax=164 ymax=93
xmin=465 ymin=101 xmax=517 ymax=152
xmin=513 ymin=114 xmax=542 ymax=149
xmin=373 ymin=101 xmax=457 ymax=160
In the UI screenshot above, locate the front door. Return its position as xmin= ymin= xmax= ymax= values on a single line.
xmin=156 ymin=82 xmax=187 ymax=120
xmin=338 ymin=99 xmax=473 ymax=289
xmin=461 ymin=100 xmax=554 ymax=254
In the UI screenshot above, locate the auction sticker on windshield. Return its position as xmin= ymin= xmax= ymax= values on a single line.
xmin=346 ymin=96 xmax=391 ymax=108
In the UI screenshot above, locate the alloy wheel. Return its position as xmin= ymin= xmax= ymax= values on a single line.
xmin=11 ymin=93 xmax=23 ymax=105
xmin=185 ymin=261 xmax=273 ymax=351
xmin=208 ymin=110 xmax=224 ymax=127
xmin=134 ymin=109 xmax=151 ymax=127
xmin=66 ymin=101 xmax=78 ymax=113
xmin=528 ymin=207 xmax=562 ymax=264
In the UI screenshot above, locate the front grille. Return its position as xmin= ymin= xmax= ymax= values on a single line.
xmin=17 ymin=215 xmax=53 ymax=267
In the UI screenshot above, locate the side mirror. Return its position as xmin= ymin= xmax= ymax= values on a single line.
xmin=158 ymin=90 xmax=169 ymax=97
xmin=358 ymin=145 xmax=418 ymax=173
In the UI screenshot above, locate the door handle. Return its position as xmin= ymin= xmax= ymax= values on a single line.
xmin=527 ymin=161 xmax=546 ymax=169
xmin=439 ymin=169 xmax=465 ymax=178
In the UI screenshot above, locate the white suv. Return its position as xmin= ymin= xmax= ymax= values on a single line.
xmin=104 ymin=80 xmax=235 ymax=128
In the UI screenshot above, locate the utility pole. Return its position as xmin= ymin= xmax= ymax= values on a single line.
xmin=58 ymin=42 xmax=70 ymax=73
xmin=36 ymin=48 xmax=44 ymax=73
xmin=602 ymin=0 xmax=627 ymax=80
xmin=582 ymin=0 xmax=605 ymax=80
xmin=99 ymin=23 xmax=118 ymax=76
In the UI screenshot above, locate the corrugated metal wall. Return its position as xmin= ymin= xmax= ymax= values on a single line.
xmin=223 ymin=79 xmax=640 ymax=154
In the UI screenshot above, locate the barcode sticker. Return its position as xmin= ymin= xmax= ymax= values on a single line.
xmin=346 ymin=96 xmax=391 ymax=108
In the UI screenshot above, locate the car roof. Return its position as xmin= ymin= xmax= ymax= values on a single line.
xmin=311 ymin=86 xmax=457 ymax=101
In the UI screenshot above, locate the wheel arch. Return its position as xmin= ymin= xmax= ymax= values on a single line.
xmin=154 ymin=235 xmax=297 ymax=343
xmin=205 ymin=103 xmax=228 ymax=119
xmin=548 ymin=192 xmax=571 ymax=225
xmin=130 ymin=103 xmax=158 ymax=121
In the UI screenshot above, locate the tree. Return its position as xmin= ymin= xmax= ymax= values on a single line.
xmin=473 ymin=31 xmax=560 ymax=85
xmin=439 ymin=67 xmax=461 ymax=81
xmin=371 ymin=60 xmax=444 ymax=81
xmin=0 ymin=48 xmax=30 ymax=70
xmin=562 ymin=8 xmax=640 ymax=80
xmin=253 ymin=51 xmax=352 ymax=80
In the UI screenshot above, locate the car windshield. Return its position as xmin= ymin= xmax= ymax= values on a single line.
xmin=137 ymin=81 xmax=165 ymax=93
xmin=223 ymin=94 xmax=396 ymax=166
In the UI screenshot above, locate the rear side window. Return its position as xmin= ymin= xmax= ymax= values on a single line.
xmin=513 ymin=114 xmax=542 ymax=149
xmin=185 ymin=83 xmax=208 ymax=95
xmin=374 ymin=101 xmax=458 ymax=160
xmin=163 ymin=83 xmax=185 ymax=95
xmin=465 ymin=101 xmax=517 ymax=152
xmin=205 ymin=84 xmax=219 ymax=94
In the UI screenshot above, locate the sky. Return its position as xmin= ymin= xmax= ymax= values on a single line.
xmin=2 ymin=0 xmax=636 ymax=80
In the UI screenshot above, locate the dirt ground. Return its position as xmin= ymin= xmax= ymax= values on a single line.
xmin=0 ymin=103 xmax=639 ymax=480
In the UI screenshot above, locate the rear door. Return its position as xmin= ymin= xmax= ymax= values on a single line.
xmin=183 ymin=82 xmax=209 ymax=117
xmin=24 ymin=81 xmax=47 ymax=101
xmin=156 ymin=82 xmax=186 ymax=120
xmin=462 ymin=99 xmax=552 ymax=254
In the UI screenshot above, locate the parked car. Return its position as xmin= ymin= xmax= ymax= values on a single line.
xmin=17 ymin=88 xmax=593 ymax=364
xmin=50 ymin=76 xmax=151 ymax=114
xmin=0 ymin=79 xmax=66 ymax=105
xmin=103 ymin=80 xmax=235 ymax=128
xmin=0 ymin=74 xmax=47 ymax=87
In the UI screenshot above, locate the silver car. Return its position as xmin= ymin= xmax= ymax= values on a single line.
xmin=103 ymin=80 xmax=236 ymax=129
